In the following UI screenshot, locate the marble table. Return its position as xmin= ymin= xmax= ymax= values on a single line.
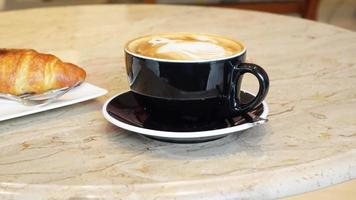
xmin=0 ymin=5 xmax=355 ymax=199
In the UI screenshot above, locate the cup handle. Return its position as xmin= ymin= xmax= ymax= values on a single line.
xmin=228 ymin=62 xmax=269 ymax=114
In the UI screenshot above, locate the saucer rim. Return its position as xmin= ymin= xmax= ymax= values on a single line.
xmin=102 ymin=90 xmax=269 ymax=139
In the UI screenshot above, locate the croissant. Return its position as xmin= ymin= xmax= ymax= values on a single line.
xmin=0 ymin=49 xmax=86 ymax=96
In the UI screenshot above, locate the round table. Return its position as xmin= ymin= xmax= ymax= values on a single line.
xmin=0 ymin=5 xmax=355 ymax=199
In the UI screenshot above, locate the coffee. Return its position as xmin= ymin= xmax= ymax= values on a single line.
xmin=125 ymin=33 xmax=269 ymax=120
xmin=125 ymin=33 xmax=245 ymax=61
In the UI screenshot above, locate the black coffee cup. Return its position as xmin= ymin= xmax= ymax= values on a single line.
xmin=125 ymin=33 xmax=269 ymax=122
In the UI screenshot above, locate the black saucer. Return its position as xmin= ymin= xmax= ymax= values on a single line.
xmin=102 ymin=91 xmax=268 ymax=143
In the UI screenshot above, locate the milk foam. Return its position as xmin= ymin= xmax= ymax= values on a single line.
xmin=149 ymin=37 xmax=227 ymax=60
xmin=127 ymin=34 xmax=244 ymax=61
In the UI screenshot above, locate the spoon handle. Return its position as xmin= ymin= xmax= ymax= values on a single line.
xmin=0 ymin=93 xmax=22 ymax=102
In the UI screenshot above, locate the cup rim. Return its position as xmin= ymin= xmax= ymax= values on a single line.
xmin=124 ymin=33 xmax=247 ymax=63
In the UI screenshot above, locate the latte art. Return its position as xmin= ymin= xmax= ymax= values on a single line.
xmin=156 ymin=40 xmax=226 ymax=60
xmin=126 ymin=33 xmax=244 ymax=61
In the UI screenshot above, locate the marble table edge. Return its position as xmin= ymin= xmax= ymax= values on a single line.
xmin=1 ymin=4 xmax=356 ymax=34
xmin=0 ymin=149 xmax=354 ymax=199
